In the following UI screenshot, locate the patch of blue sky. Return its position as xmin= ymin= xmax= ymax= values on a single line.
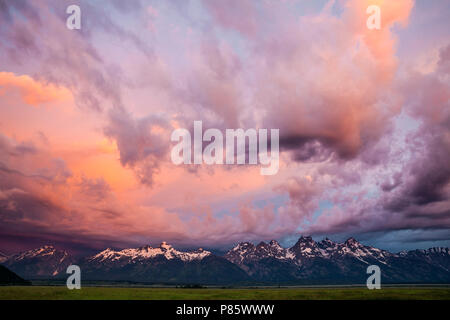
xmin=252 ymin=194 xmax=290 ymax=211
xmin=300 ymin=199 xmax=335 ymax=228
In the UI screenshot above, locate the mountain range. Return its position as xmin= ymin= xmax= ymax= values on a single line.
xmin=1 ymin=237 xmax=449 ymax=285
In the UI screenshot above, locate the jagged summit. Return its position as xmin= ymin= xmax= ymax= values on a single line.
xmin=1 ymin=245 xmax=71 ymax=278
xmin=292 ymin=235 xmax=315 ymax=246
xmin=226 ymin=235 xmax=398 ymax=264
xmin=160 ymin=241 xmax=173 ymax=250
xmin=269 ymin=240 xmax=282 ymax=248
xmin=11 ymin=245 xmax=66 ymax=261
xmin=401 ymin=247 xmax=450 ymax=256
xmin=344 ymin=237 xmax=361 ymax=247
xmin=227 ymin=240 xmax=294 ymax=264
xmin=319 ymin=238 xmax=336 ymax=246
xmin=89 ymin=243 xmax=211 ymax=263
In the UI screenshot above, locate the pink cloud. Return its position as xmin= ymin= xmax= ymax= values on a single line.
xmin=1 ymin=0 xmax=449 ymax=252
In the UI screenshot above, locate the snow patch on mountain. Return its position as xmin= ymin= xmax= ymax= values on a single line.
xmin=1 ymin=245 xmax=72 ymax=277
xmin=226 ymin=240 xmax=295 ymax=264
xmin=12 ymin=246 xmax=58 ymax=261
xmin=226 ymin=236 xmax=397 ymax=266
xmin=89 ymin=243 xmax=211 ymax=263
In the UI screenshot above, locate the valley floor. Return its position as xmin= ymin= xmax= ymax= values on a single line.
xmin=0 ymin=286 xmax=449 ymax=300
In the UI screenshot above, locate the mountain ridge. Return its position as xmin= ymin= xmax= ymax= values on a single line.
xmin=224 ymin=237 xmax=450 ymax=284
xmin=1 ymin=237 xmax=449 ymax=284
xmin=1 ymin=245 xmax=72 ymax=279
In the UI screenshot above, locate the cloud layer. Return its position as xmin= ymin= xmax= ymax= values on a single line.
xmin=0 ymin=0 xmax=449 ymax=253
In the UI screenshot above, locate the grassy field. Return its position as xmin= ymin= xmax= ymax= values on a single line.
xmin=0 ymin=286 xmax=449 ymax=300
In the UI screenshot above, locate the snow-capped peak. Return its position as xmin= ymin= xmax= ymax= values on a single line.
xmin=344 ymin=237 xmax=361 ymax=247
xmin=160 ymin=242 xmax=173 ymax=250
xmin=12 ymin=245 xmax=58 ymax=261
xmin=400 ymin=247 xmax=450 ymax=257
xmin=90 ymin=243 xmax=211 ymax=263
xmin=2 ymin=245 xmax=71 ymax=277
xmin=225 ymin=236 xmax=400 ymax=265
xmin=297 ymin=235 xmax=314 ymax=243
xmin=290 ymin=235 xmax=325 ymax=258
xmin=269 ymin=240 xmax=281 ymax=248
xmin=225 ymin=240 xmax=295 ymax=264
xmin=320 ymin=238 xmax=335 ymax=246
xmin=426 ymin=247 xmax=450 ymax=255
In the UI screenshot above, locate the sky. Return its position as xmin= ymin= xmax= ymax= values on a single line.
xmin=0 ymin=0 xmax=449 ymax=255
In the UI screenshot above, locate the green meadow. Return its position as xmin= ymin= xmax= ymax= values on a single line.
xmin=0 ymin=286 xmax=449 ymax=300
